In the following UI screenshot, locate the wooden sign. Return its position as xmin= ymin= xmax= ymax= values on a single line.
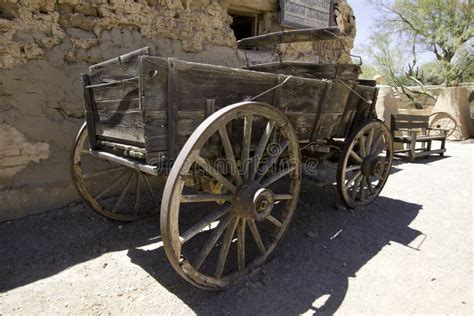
xmin=280 ymin=0 xmax=334 ymax=29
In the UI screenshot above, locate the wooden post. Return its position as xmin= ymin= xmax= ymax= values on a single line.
xmin=167 ymin=58 xmax=179 ymax=159
xmin=409 ymin=130 xmax=417 ymax=162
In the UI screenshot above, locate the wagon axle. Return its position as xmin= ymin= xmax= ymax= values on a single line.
xmin=361 ymin=155 xmax=385 ymax=178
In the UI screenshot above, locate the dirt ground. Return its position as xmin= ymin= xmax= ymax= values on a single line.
xmin=0 ymin=141 xmax=472 ymax=315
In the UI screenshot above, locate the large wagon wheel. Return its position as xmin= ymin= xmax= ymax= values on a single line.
xmin=161 ymin=101 xmax=301 ymax=289
xmin=337 ymin=120 xmax=393 ymax=209
xmin=71 ymin=123 xmax=163 ymax=221
xmin=429 ymin=111 xmax=457 ymax=138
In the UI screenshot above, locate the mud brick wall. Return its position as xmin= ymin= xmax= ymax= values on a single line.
xmin=0 ymin=0 xmax=356 ymax=221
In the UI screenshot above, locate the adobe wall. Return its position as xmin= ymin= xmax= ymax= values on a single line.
xmin=0 ymin=0 xmax=356 ymax=221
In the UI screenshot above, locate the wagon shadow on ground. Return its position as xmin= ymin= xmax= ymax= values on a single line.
xmin=128 ymin=182 xmax=424 ymax=315
xmin=0 ymin=180 xmax=423 ymax=315
xmin=0 ymin=205 xmax=159 ymax=293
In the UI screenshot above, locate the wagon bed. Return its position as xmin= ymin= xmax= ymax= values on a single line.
xmin=84 ymin=47 xmax=377 ymax=165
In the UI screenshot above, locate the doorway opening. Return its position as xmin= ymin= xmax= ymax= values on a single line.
xmin=229 ymin=12 xmax=258 ymax=40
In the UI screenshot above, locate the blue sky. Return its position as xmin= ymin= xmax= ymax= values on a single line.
xmin=348 ymin=0 xmax=376 ymax=52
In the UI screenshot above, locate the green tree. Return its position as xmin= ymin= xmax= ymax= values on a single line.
xmin=359 ymin=33 xmax=436 ymax=108
xmin=371 ymin=0 xmax=473 ymax=85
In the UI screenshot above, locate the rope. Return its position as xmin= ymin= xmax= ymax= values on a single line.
xmin=336 ymin=79 xmax=373 ymax=105
xmin=247 ymin=75 xmax=293 ymax=101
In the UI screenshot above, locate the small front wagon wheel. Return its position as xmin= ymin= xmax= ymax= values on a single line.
xmin=337 ymin=120 xmax=393 ymax=208
xmin=71 ymin=123 xmax=163 ymax=221
xmin=160 ymin=102 xmax=301 ymax=289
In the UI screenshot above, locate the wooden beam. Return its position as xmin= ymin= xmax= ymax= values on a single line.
xmin=237 ymin=27 xmax=340 ymax=49
xmin=228 ymin=0 xmax=278 ymax=12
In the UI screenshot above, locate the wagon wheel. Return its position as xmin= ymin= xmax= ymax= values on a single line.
xmin=161 ymin=101 xmax=301 ymax=289
xmin=429 ymin=111 xmax=457 ymax=138
xmin=337 ymin=120 xmax=393 ymax=209
xmin=71 ymin=123 xmax=163 ymax=221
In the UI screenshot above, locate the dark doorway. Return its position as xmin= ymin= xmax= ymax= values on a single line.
xmin=230 ymin=13 xmax=257 ymax=40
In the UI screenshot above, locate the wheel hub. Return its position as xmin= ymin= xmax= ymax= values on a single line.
xmin=362 ymin=155 xmax=385 ymax=178
xmin=233 ymin=182 xmax=275 ymax=221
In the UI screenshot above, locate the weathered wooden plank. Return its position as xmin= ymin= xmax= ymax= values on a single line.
xmin=280 ymin=0 xmax=334 ymax=29
xmin=393 ymin=121 xmax=429 ymax=129
xmin=237 ymin=27 xmax=340 ymax=49
xmin=90 ymin=47 xmax=150 ymax=84
xmin=316 ymin=112 xmax=344 ymax=139
xmin=286 ymin=112 xmax=318 ymax=139
xmin=392 ymin=114 xmax=429 ymax=122
xmin=323 ymin=81 xmax=354 ymax=113
xmin=96 ymin=110 xmax=144 ymax=129
xmin=140 ymin=56 xmax=168 ymax=110
xmin=141 ymin=56 xmax=277 ymax=110
xmin=96 ymin=125 xmax=145 ymax=145
xmin=229 ymin=0 xmax=277 ymax=12
xmin=247 ymin=62 xmax=361 ymax=80
xmin=278 ymin=76 xmax=328 ymax=112
xmin=90 ymin=77 xmax=139 ymax=101
xmin=95 ymin=98 xmax=140 ymax=113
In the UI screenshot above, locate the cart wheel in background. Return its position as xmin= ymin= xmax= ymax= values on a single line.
xmin=160 ymin=101 xmax=301 ymax=289
xmin=71 ymin=123 xmax=163 ymax=222
xmin=337 ymin=120 xmax=393 ymax=209
xmin=429 ymin=112 xmax=458 ymax=138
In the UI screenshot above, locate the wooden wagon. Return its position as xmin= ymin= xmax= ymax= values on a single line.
xmin=71 ymin=28 xmax=393 ymax=289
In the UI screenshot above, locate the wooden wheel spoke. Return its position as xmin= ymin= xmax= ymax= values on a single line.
xmin=366 ymin=128 xmax=375 ymax=154
xmin=194 ymin=215 xmax=233 ymax=269
xmin=345 ymin=165 xmax=361 ymax=172
xmin=274 ymin=194 xmax=293 ymax=200
xmin=350 ymin=150 xmax=363 ymax=164
xmin=250 ymin=120 xmax=276 ymax=180
xmin=351 ymin=174 xmax=363 ymax=201
xmin=134 ymin=173 xmax=141 ymax=214
xmin=370 ymin=132 xmax=383 ymax=155
xmin=180 ymin=205 xmax=232 ymax=243
xmin=94 ymin=170 xmax=129 ymax=200
xmin=180 ymin=194 xmax=233 ymax=203
xmin=366 ymin=176 xmax=375 ymax=195
xmin=359 ymin=134 xmax=367 ymax=158
xmin=261 ymin=166 xmax=295 ymax=187
xmin=266 ymin=215 xmax=283 ymax=228
xmin=248 ymin=219 xmax=266 ymax=254
xmin=359 ymin=177 xmax=366 ymax=201
xmin=345 ymin=170 xmax=362 ymax=190
xmin=255 ymin=139 xmax=290 ymax=182
xmin=195 ymin=155 xmax=236 ymax=193
xmin=112 ymin=172 xmax=134 ymax=212
xmin=241 ymin=115 xmax=253 ymax=181
xmin=237 ymin=218 xmax=246 ymax=271
xmin=82 ymin=166 xmax=125 ymax=179
xmin=215 ymin=217 xmax=239 ymax=278
xmin=218 ymin=126 xmax=242 ymax=185
xmin=143 ymin=174 xmax=159 ymax=210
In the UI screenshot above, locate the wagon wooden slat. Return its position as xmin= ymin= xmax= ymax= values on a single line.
xmin=72 ymin=41 xmax=393 ymax=289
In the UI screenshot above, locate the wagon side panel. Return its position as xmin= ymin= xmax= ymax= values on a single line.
xmin=87 ymin=47 xmax=150 ymax=148
xmin=141 ymin=56 xmax=282 ymax=164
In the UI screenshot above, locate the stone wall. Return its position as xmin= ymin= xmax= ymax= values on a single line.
xmin=0 ymin=0 xmax=356 ymax=221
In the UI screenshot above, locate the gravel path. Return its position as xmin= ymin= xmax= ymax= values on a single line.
xmin=0 ymin=141 xmax=472 ymax=315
